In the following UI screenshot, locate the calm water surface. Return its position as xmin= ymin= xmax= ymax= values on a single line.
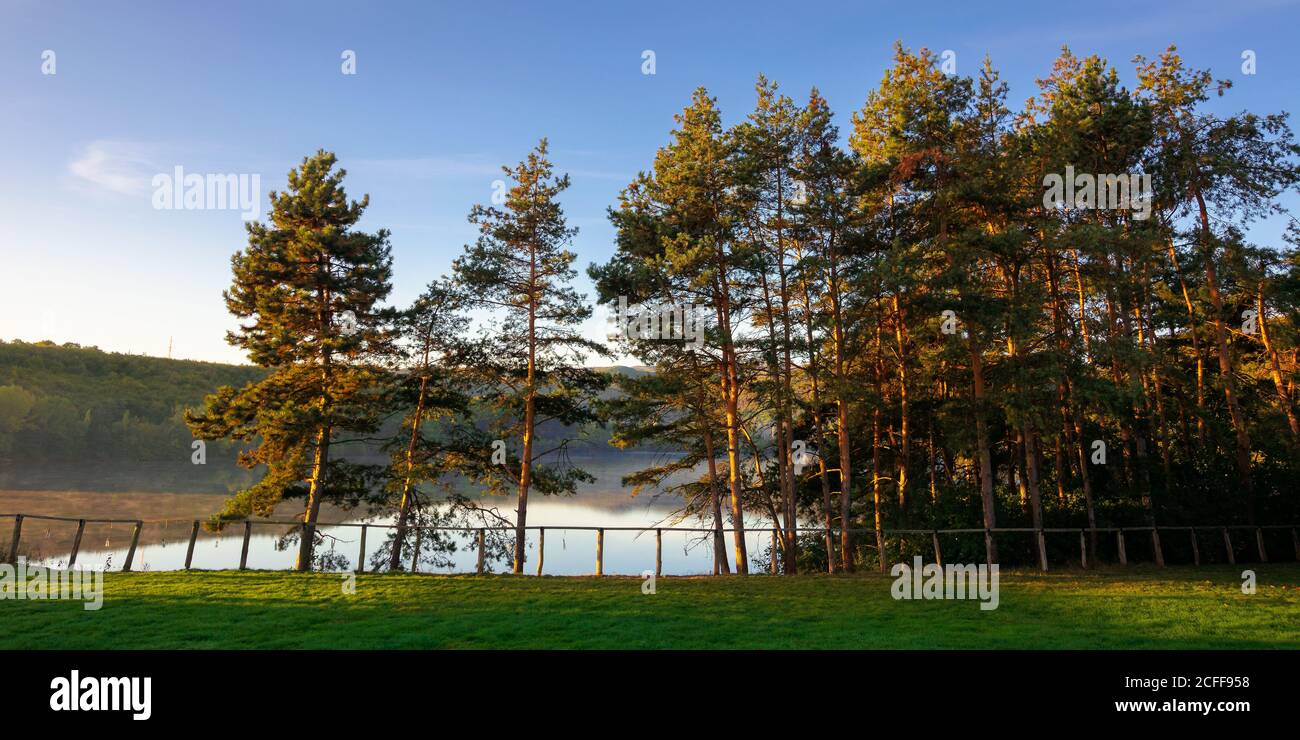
xmin=20 ymin=454 xmax=781 ymax=575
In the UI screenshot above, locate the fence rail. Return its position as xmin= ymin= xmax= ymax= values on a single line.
xmin=2 ymin=512 xmax=1297 ymax=575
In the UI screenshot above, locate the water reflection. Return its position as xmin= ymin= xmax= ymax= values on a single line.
xmin=19 ymin=453 xmax=780 ymax=575
xmin=38 ymin=498 xmax=777 ymax=576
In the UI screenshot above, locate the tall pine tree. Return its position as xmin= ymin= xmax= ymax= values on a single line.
xmin=453 ymin=139 xmax=609 ymax=574
xmin=187 ymin=150 xmax=395 ymax=571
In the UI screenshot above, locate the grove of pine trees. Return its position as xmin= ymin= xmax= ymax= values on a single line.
xmin=188 ymin=45 xmax=1300 ymax=573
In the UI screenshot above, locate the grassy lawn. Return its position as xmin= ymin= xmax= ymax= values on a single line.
xmin=3 ymin=564 xmax=1299 ymax=649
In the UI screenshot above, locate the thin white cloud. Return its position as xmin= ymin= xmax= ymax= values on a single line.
xmin=67 ymin=141 xmax=158 ymax=196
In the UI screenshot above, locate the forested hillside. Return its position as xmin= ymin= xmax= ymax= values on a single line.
xmin=0 ymin=340 xmax=265 ymax=462
xmin=0 ymin=339 xmax=635 ymax=466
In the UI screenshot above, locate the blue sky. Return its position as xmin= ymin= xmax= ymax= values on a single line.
xmin=2 ymin=0 xmax=1298 ymax=364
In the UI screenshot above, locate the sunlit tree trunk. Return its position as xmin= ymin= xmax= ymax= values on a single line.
xmin=1165 ymin=241 xmax=1206 ymax=442
xmin=1195 ymin=190 xmax=1255 ymax=522
xmin=702 ymin=422 xmax=730 ymax=575
xmin=714 ymin=277 xmax=749 ymax=574
xmin=892 ymin=294 xmax=910 ymax=511
xmin=1258 ymin=284 xmax=1300 ymax=451
xmin=513 ymin=246 xmax=539 ymax=574
xmin=388 ymin=374 xmax=428 ymax=571
xmin=829 ymin=253 xmax=854 ymax=572
xmin=296 ymin=425 xmax=330 ymax=572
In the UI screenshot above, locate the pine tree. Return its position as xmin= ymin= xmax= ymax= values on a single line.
xmin=1136 ymin=47 xmax=1300 ymax=522
xmin=384 ymin=278 xmax=475 ymax=571
xmin=603 ymin=89 xmax=756 ymax=573
xmin=733 ymin=75 xmax=804 ymax=572
xmin=453 ymin=140 xmax=609 ymax=574
xmin=792 ymin=87 xmax=861 ymax=571
xmin=593 ymin=167 xmax=735 ymax=573
xmin=186 ymin=150 xmax=395 ymax=571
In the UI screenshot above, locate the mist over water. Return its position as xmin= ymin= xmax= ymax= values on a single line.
xmin=8 ymin=451 xmax=781 ymax=575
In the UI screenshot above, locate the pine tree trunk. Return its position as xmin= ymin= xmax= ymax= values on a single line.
xmin=799 ymin=272 xmax=836 ymax=573
xmin=712 ymin=243 xmax=749 ymax=574
xmin=1045 ymin=253 xmax=1072 ymax=505
xmin=970 ymin=339 xmax=997 ymax=562
xmin=892 ymin=294 xmax=910 ymax=510
xmin=872 ymin=318 xmax=887 ymax=572
xmin=703 ymin=423 xmax=730 ymax=575
xmin=928 ymin=427 xmax=938 ymax=503
xmin=872 ymin=404 xmax=885 ymax=573
xmin=1070 ymin=248 xmax=1092 ymax=360
xmin=388 ymin=375 xmax=428 ymax=571
xmin=1072 ymin=405 xmax=1097 ymax=560
xmin=1024 ymin=426 xmax=1043 ymax=531
xmin=1165 ymin=241 xmax=1207 ymax=442
xmin=514 ymin=250 xmax=539 ymax=574
xmin=775 ymin=224 xmax=799 ymax=574
xmin=721 ymin=329 xmax=749 ymax=574
xmin=1053 ymin=428 xmax=1067 ymax=503
xmin=296 ymin=426 xmax=330 ymax=572
xmin=830 ymin=262 xmax=854 ymax=572
xmin=1195 ymin=191 xmax=1255 ymax=521
xmin=1258 ymin=286 xmax=1300 ymax=450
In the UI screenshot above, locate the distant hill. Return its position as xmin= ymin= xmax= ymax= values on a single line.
xmin=0 ymin=340 xmax=642 ymax=470
xmin=0 ymin=340 xmax=265 ymax=464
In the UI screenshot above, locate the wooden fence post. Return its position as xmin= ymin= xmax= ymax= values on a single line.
xmin=1255 ymin=528 xmax=1268 ymax=563
xmin=1190 ymin=528 xmax=1200 ymax=566
xmin=596 ymin=528 xmax=604 ymax=577
xmin=121 ymin=521 xmax=142 ymax=572
xmin=1222 ymin=528 xmax=1235 ymax=565
xmin=1036 ymin=529 xmax=1048 ymax=572
xmin=932 ymin=531 xmax=943 ymax=568
xmin=1152 ymin=528 xmax=1165 ymax=568
xmin=68 ymin=519 xmax=86 ymax=567
xmin=411 ymin=527 xmax=422 ymax=573
xmin=239 ymin=520 xmax=252 ymax=570
xmin=184 ymin=521 xmax=199 ymax=570
xmin=356 ymin=524 xmax=368 ymax=574
xmin=536 ymin=528 xmax=544 ymax=576
xmin=655 ymin=528 xmax=662 ymax=578
xmin=6 ymin=515 xmax=22 ymax=564
xmin=1117 ymin=529 xmax=1128 ymax=567
xmin=475 ymin=528 xmax=485 ymax=574
xmin=1079 ymin=530 xmax=1088 ymax=570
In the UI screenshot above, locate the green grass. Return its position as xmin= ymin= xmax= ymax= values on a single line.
xmin=4 ymin=565 xmax=1299 ymax=649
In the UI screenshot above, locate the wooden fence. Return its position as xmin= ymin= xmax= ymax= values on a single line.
xmin=2 ymin=512 xmax=1297 ymax=574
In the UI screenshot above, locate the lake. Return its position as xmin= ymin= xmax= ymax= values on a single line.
xmin=3 ymin=452 xmax=781 ymax=575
